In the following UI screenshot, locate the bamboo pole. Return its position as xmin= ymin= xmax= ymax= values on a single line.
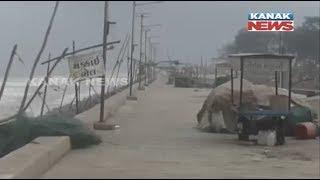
xmin=0 ymin=48 xmax=68 ymax=124
xmin=18 ymin=1 xmax=59 ymax=114
xmin=0 ymin=44 xmax=17 ymax=102
xmin=40 ymin=40 xmax=120 ymax=65
xmin=106 ymin=34 xmax=129 ymax=94
xmin=59 ymin=75 xmax=71 ymax=110
xmin=40 ymin=53 xmax=51 ymax=117
xmin=37 ymin=92 xmax=50 ymax=111
xmin=22 ymin=48 xmax=68 ymax=113
xmin=73 ymin=41 xmax=79 ymax=114
xmin=115 ymin=36 xmax=130 ymax=89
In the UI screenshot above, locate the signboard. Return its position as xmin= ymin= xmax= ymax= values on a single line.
xmin=216 ymin=62 xmax=232 ymax=71
xmin=244 ymin=58 xmax=289 ymax=73
xmin=68 ymin=50 xmax=105 ymax=82
xmin=229 ymin=57 xmax=289 ymax=73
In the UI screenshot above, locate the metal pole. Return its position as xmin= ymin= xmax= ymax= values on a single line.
xmin=129 ymin=1 xmax=136 ymax=96
xmin=73 ymin=41 xmax=79 ymax=114
xmin=288 ymin=58 xmax=292 ymax=111
xmin=275 ymin=71 xmax=278 ymax=95
xmin=239 ymin=57 xmax=244 ymax=108
xmin=100 ymin=1 xmax=109 ymax=122
xmin=279 ymin=31 xmax=284 ymax=88
xmin=40 ymin=53 xmax=51 ymax=117
xmin=231 ymin=68 xmax=234 ymax=105
xmin=214 ymin=66 xmax=217 ymax=87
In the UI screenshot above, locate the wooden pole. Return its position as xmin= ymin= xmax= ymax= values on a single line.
xmin=201 ymin=56 xmax=203 ymax=80
xmin=99 ymin=1 xmax=109 ymax=123
xmin=19 ymin=1 xmax=59 ymax=114
xmin=115 ymin=36 xmax=130 ymax=89
xmin=144 ymin=30 xmax=148 ymax=85
xmin=73 ymin=41 xmax=79 ymax=114
xmin=41 ymin=41 xmax=120 ymax=65
xmin=59 ymin=75 xmax=71 ymax=110
xmin=0 ymin=44 xmax=17 ymax=101
xmin=23 ymin=48 xmax=68 ymax=112
xmin=107 ymin=34 xmax=129 ymax=94
xmin=89 ymin=78 xmax=92 ymax=104
xmin=40 ymin=53 xmax=51 ymax=117
xmin=129 ymin=1 xmax=136 ymax=96
xmin=138 ymin=14 xmax=144 ymax=89
xmin=127 ymin=41 xmax=130 ymax=85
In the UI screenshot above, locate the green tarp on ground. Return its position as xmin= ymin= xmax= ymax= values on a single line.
xmin=0 ymin=114 xmax=102 ymax=158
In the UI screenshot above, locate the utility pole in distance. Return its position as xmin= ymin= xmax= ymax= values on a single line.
xmin=138 ymin=13 xmax=149 ymax=91
xmin=127 ymin=1 xmax=138 ymax=101
xmin=127 ymin=1 xmax=163 ymax=100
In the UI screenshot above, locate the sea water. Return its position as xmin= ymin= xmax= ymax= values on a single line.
xmin=0 ymin=75 xmax=128 ymax=119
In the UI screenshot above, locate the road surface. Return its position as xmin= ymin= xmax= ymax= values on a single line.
xmin=42 ymin=74 xmax=319 ymax=179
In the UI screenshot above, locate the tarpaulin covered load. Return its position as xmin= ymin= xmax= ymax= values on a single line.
xmin=196 ymin=78 xmax=317 ymax=134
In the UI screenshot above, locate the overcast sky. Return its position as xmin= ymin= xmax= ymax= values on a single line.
xmin=0 ymin=1 xmax=319 ymax=77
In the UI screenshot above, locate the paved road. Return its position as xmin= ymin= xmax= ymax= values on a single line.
xmin=42 ymin=74 xmax=319 ymax=179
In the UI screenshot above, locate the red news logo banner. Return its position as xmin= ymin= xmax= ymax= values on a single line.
xmin=247 ymin=13 xmax=294 ymax=32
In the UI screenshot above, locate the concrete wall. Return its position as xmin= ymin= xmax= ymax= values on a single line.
xmin=0 ymin=136 xmax=70 ymax=179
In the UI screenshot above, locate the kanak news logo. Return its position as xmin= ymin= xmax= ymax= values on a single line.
xmin=247 ymin=13 xmax=294 ymax=32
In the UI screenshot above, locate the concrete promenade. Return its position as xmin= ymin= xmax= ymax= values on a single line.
xmin=42 ymin=74 xmax=319 ymax=179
